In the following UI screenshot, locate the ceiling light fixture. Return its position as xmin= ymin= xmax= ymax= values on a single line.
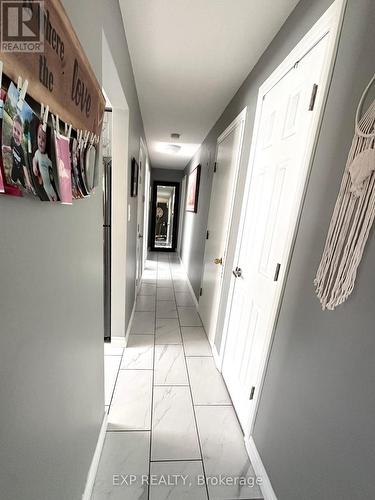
xmin=165 ymin=144 xmax=181 ymax=154
xmin=154 ymin=141 xmax=201 ymax=158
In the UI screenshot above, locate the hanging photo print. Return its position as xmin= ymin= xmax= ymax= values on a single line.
xmin=0 ymin=65 xmax=3 ymax=193
xmin=70 ymin=136 xmax=84 ymax=198
xmin=0 ymin=160 xmax=3 ymax=193
xmin=70 ymin=142 xmax=82 ymax=200
xmin=0 ymin=87 xmax=21 ymax=197
xmin=131 ymin=157 xmax=139 ymax=197
xmin=92 ymin=141 xmax=100 ymax=190
xmin=1 ymin=82 xmax=35 ymax=194
xmin=78 ymin=133 xmax=89 ymax=196
xmin=52 ymin=117 xmax=72 ymax=205
xmin=186 ymin=164 xmax=201 ymax=212
xmin=85 ymin=140 xmax=97 ymax=193
xmin=29 ymin=108 xmax=58 ymax=202
xmin=0 ymin=95 xmax=4 ymax=192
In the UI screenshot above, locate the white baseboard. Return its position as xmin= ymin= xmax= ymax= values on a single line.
xmin=125 ymin=300 xmax=136 ymax=344
xmin=82 ymin=413 xmax=108 ymax=500
xmin=211 ymin=343 xmax=222 ymax=371
xmin=246 ymin=436 xmax=277 ymax=500
xmin=178 ymin=255 xmax=199 ymax=309
xmin=84 ymin=290 xmax=135 ymax=498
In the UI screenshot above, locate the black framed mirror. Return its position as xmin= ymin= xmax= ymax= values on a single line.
xmin=150 ymin=180 xmax=180 ymax=252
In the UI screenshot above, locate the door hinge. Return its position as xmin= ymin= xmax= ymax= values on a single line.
xmin=249 ymin=386 xmax=255 ymax=400
xmin=274 ymin=263 xmax=281 ymax=282
xmin=206 ymin=230 xmax=210 ymax=240
xmin=214 ymin=162 xmax=217 ymax=173
xmin=199 ymin=287 xmax=203 ymax=297
xmin=308 ymin=84 xmax=318 ymax=111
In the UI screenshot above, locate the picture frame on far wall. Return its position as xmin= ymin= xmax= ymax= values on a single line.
xmin=131 ymin=157 xmax=139 ymax=197
xmin=186 ymin=164 xmax=201 ymax=213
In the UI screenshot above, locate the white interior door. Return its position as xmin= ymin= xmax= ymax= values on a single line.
xmin=222 ymin=34 xmax=329 ymax=435
xmin=199 ymin=109 xmax=246 ymax=344
xmin=136 ymin=140 xmax=146 ymax=289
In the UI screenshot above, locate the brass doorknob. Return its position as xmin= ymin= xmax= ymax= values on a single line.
xmin=214 ymin=257 xmax=223 ymax=265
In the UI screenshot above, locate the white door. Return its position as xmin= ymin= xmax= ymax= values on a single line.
xmin=222 ymin=34 xmax=329 ymax=434
xmin=199 ymin=109 xmax=246 ymax=344
xmin=136 ymin=140 xmax=147 ymax=289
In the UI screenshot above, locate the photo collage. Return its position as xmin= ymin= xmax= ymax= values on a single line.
xmin=0 ymin=67 xmax=100 ymax=204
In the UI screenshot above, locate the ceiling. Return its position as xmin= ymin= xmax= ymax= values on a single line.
xmin=157 ymin=185 xmax=175 ymax=202
xmin=120 ymin=0 xmax=299 ymax=169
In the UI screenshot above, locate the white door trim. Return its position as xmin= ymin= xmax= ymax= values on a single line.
xmin=216 ymin=106 xmax=247 ymax=146
xmin=177 ymin=174 xmax=187 ymax=256
xmin=219 ymin=0 xmax=346 ymax=443
xmin=199 ymin=106 xmax=247 ymax=345
xmin=136 ymin=137 xmax=148 ymax=293
xmin=143 ymin=157 xmax=151 ymax=268
xmin=102 ymin=30 xmax=130 ymax=338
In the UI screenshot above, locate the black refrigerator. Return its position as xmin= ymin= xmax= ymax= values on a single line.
xmin=103 ymin=158 xmax=112 ymax=342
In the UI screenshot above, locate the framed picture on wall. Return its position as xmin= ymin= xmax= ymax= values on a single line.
xmin=131 ymin=157 xmax=139 ymax=197
xmin=186 ymin=164 xmax=201 ymax=213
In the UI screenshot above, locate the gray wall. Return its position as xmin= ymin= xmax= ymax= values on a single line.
xmin=0 ymin=1 xmax=146 ymax=499
xmin=151 ymin=167 xmax=184 ymax=183
xmin=180 ymin=0 xmax=375 ymax=499
xmin=180 ymin=148 xmax=214 ymax=297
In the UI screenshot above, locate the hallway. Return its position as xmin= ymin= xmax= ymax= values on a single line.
xmin=96 ymin=252 xmax=263 ymax=499
xmin=1 ymin=1 xmax=375 ymax=499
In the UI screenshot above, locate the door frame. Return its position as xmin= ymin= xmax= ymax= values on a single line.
xmin=102 ymin=31 xmax=130 ymax=339
xmin=150 ymin=180 xmax=180 ymax=252
xmin=199 ymin=107 xmax=247 ymax=347
xmin=219 ymin=0 xmax=346 ymax=438
xmin=177 ymin=174 xmax=187 ymax=256
xmin=143 ymin=157 xmax=151 ymax=265
xmin=136 ymin=137 xmax=148 ymax=291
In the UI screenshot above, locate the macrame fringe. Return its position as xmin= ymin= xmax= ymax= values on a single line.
xmin=315 ymin=75 xmax=375 ymax=310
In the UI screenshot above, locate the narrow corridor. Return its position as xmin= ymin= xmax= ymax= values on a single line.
xmin=96 ymin=252 xmax=263 ymax=499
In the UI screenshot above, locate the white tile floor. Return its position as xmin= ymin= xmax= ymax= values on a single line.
xmin=96 ymin=252 xmax=263 ymax=500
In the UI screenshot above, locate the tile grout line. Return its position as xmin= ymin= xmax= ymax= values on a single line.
xmin=105 ymin=261 xmax=156 ymax=465
xmin=172 ymin=255 xmax=262 ymax=499
xmin=107 ymin=429 xmax=151 ymax=433
xmin=108 ymin=258 xmax=156 ymax=424
xmin=170 ymin=252 xmax=211 ymax=500
xmin=150 ymin=458 xmax=203 ymax=463
xmin=147 ymin=253 xmax=158 ymax=500
xmin=121 ymin=368 xmax=154 ymax=371
xmin=185 ymin=355 xmax=213 ymax=358
xmin=106 ymin=331 xmax=128 ymax=412
xmin=104 ymin=254 xmax=261 ymax=500
xmin=153 ymin=384 xmax=189 ymax=387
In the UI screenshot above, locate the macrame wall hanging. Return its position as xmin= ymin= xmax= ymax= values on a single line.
xmin=315 ymin=74 xmax=375 ymax=310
